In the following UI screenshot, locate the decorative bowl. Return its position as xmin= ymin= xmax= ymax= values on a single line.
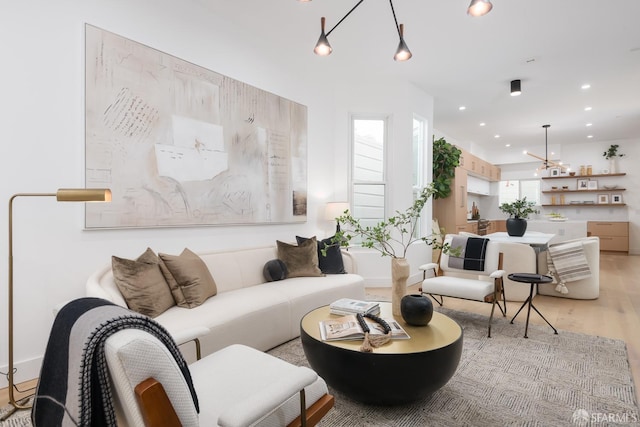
xmin=602 ymin=185 xmax=618 ymax=190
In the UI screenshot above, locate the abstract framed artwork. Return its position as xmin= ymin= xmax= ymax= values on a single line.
xmin=611 ymin=194 xmax=623 ymax=204
xmin=84 ymin=24 xmax=308 ymax=228
xmin=597 ymin=194 xmax=609 ymax=204
xmin=587 ymin=180 xmax=598 ymax=190
xmin=577 ymin=179 xmax=589 ymax=190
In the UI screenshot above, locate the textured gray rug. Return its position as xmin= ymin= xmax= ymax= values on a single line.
xmin=2 ymin=308 xmax=639 ymax=426
xmin=269 ymin=307 xmax=640 ymax=426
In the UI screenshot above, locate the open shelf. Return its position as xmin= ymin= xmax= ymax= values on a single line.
xmin=541 ymin=173 xmax=626 ymax=180
xmin=542 ymin=189 xmax=626 ymax=194
xmin=542 ymin=203 xmax=626 ymax=207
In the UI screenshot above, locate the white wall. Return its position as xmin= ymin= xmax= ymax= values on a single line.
xmin=0 ymin=1 xmax=437 ymax=385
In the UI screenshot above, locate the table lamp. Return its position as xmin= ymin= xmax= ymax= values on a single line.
xmin=4 ymin=188 xmax=111 ymax=417
xmin=324 ymin=202 xmax=350 ymax=233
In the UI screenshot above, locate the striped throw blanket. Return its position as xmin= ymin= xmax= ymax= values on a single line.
xmin=32 ymin=297 xmax=198 ymax=427
xmin=448 ymin=236 xmax=489 ymax=271
xmin=546 ymin=241 xmax=591 ymax=294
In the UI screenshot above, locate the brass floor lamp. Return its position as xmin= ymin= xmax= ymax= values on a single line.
xmin=3 ymin=188 xmax=111 ymax=419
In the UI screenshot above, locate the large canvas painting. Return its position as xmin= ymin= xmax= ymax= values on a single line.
xmin=84 ymin=24 xmax=307 ymax=228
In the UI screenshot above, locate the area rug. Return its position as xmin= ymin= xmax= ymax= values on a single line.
xmin=269 ymin=307 xmax=640 ymax=426
xmin=2 ymin=308 xmax=638 ymax=426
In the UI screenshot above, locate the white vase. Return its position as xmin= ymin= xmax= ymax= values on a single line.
xmin=609 ymin=158 xmax=617 ymax=174
xmin=391 ymin=257 xmax=410 ymax=317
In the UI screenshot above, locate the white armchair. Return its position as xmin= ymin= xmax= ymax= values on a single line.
xmin=104 ymin=329 xmax=334 ymax=427
xmin=420 ymin=234 xmax=506 ymax=337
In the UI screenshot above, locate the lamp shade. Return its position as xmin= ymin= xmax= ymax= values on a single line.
xmin=314 ymin=17 xmax=333 ymax=56
xmin=56 ymin=188 xmax=112 ymax=202
xmin=393 ymin=24 xmax=412 ymax=61
xmin=325 ymin=202 xmax=350 ymax=221
xmin=467 ymin=0 xmax=493 ymax=17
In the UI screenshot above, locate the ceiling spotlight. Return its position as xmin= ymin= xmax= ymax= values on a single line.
xmin=581 ymin=84 xmax=591 ymax=90
xmin=479 ymin=122 xmax=486 ymax=126
xmin=459 ymin=106 xmax=466 ymax=111
xmin=586 ymin=123 xmax=593 ymax=127
xmin=585 ymin=106 xmax=592 ymax=111
xmin=510 ymin=80 xmax=521 ymax=96
xmin=494 ymin=134 xmax=500 ymax=138
xmin=587 ymin=135 xmax=594 ymax=138
xmin=467 ymin=0 xmax=493 ymax=17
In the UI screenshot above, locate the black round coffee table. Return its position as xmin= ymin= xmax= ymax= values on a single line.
xmin=300 ymin=302 xmax=463 ymax=405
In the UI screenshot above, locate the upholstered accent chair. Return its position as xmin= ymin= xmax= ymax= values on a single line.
xmin=420 ymin=234 xmax=506 ymax=337
xmin=104 ymin=329 xmax=334 ymax=426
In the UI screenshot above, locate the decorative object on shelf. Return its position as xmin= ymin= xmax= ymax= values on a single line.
xmin=332 ymin=183 xmax=453 ymax=316
xmin=569 ymin=172 xmax=576 ymax=176
xmin=432 ymin=137 xmax=462 ymax=199
xmin=400 ymin=294 xmax=433 ymax=326
xmin=577 ymin=179 xmax=589 ymax=190
xmin=587 ymin=180 xmax=598 ymax=190
xmin=612 ymin=194 xmax=623 ymax=204
xmin=547 ymin=212 xmax=568 ymax=222
xmin=603 ymin=144 xmax=625 ymax=174
xmin=549 ymin=167 xmax=560 ymax=177
xmin=602 ymin=185 xmax=618 ymax=190
xmin=598 ymin=194 xmax=609 ymax=204
xmin=499 ymin=197 xmax=539 ymax=237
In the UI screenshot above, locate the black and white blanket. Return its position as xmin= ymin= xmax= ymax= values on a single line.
xmin=448 ymin=236 xmax=490 ymax=271
xmin=31 ymin=297 xmax=199 ymax=426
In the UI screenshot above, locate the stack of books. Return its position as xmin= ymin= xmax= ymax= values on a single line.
xmin=329 ymin=298 xmax=380 ymax=316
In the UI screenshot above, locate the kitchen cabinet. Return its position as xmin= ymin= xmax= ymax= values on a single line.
xmin=467 ymin=175 xmax=490 ymax=195
xmin=433 ymin=167 xmax=468 ymax=236
xmin=456 ymin=147 xmax=501 ymax=182
xmin=587 ymin=221 xmax=629 ymax=252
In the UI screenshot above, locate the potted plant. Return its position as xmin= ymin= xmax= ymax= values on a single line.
xmin=603 ymin=144 xmax=624 ymax=173
xmin=499 ymin=197 xmax=539 ymax=236
xmin=329 ymin=183 xmax=452 ymax=316
xmin=432 ymin=137 xmax=461 ymax=199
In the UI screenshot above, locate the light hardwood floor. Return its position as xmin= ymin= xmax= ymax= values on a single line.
xmin=366 ymin=252 xmax=640 ymax=403
xmin=2 ymin=253 xmax=639 ymax=409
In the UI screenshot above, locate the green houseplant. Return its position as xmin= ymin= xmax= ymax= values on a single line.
xmin=329 ymin=183 xmax=452 ymax=316
xmin=603 ymin=144 xmax=624 ymax=173
xmin=432 ymin=137 xmax=461 ymax=199
xmin=499 ymin=197 xmax=539 ymax=236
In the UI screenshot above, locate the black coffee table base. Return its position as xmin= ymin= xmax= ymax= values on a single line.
xmin=300 ymin=328 xmax=463 ymax=405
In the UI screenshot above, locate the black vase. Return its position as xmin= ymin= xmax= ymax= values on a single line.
xmin=400 ymin=294 xmax=433 ymax=326
xmin=506 ymin=218 xmax=527 ymax=237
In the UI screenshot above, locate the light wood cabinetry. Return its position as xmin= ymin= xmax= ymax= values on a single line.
xmin=457 ymin=147 xmax=501 ymax=182
xmin=587 ymin=221 xmax=629 ymax=252
xmin=433 ymin=167 xmax=468 ymax=236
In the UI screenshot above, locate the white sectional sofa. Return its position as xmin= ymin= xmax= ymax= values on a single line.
xmin=86 ymin=246 xmax=366 ymax=360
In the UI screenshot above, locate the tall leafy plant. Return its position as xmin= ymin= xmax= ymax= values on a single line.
xmin=432 ymin=137 xmax=461 ymax=199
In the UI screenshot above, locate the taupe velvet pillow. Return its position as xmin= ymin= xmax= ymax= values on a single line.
xmin=159 ymin=248 xmax=217 ymax=308
xmin=277 ymin=237 xmax=324 ymax=278
xmin=111 ymin=248 xmax=175 ymax=318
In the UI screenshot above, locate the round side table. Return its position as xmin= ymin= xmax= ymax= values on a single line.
xmin=508 ymin=273 xmax=558 ymax=338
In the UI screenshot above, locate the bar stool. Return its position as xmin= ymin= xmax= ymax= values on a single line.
xmin=508 ymin=273 xmax=558 ymax=338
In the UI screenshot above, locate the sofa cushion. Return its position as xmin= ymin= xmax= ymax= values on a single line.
xmin=263 ymin=259 xmax=288 ymax=282
xmin=297 ymin=235 xmax=346 ymax=275
xmin=159 ymin=249 xmax=217 ymax=308
xmin=111 ymin=248 xmax=175 ymax=318
xmin=277 ymin=238 xmax=323 ymax=278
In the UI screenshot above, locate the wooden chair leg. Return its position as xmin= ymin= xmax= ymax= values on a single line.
xmin=287 ymin=394 xmax=335 ymax=427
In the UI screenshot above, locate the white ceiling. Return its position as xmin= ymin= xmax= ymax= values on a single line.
xmin=201 ymin=0 xmax=640 ymax=153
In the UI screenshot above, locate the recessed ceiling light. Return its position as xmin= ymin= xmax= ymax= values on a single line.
xmin=581 ymin=84 xmax=591 ymax=90
xmin=551 ymin=151 xmax=555 ymax=155
xmin=459 ymin=106 xmax=466 ymax=111
xmin=584 ymin=106 xmax=592 ymax=111
xmin=494 ymin=134 xmax=500 ymax=138
xmin=479 ymin=122 xmax=486 ymax=126
xmin=586 ymin=123 xmax=593 ymax=127
xmin=587 ymin=135 xmax=594 ymax=139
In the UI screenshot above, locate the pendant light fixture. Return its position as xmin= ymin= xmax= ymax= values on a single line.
xmin=525 ymin=124 xmax=567 ymax=172
xmin=510 ymin=79 xmax=522 ymax=96
xmin=311 ymin=0 xmax=412 ymax=61
xmin=467 ymin=0 xmax=493 ymax=17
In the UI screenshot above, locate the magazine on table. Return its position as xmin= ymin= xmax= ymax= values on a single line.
xmin=319 ymin=314 xmax=410 ymax=341
xmin=329 ymin=298 xmax=380 ymax=316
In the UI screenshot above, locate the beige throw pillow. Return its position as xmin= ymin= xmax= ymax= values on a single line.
xmin=277 ymin=237 xmax=324 ymax=278
xmin=159 ymin=248 xmax=217 ymax=308
xmin=111 ymin=248 xmax=175 ymax=318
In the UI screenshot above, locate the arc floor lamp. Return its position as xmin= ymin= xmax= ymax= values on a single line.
xmin=3 ymin=188 xmax=111 ymax=419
